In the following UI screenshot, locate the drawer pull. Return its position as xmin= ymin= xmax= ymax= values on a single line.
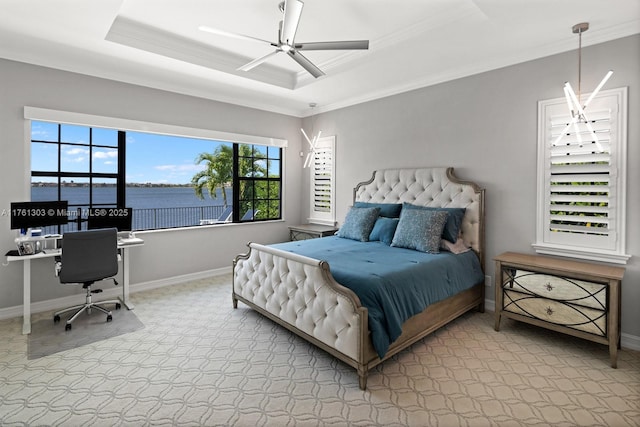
xmin=545 ymin=282 xmax=554 ymax=292
xmin=546 ymin=307 xmax=554 ymax=316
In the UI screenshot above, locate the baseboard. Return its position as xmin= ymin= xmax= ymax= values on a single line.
xmin=484 ymin=298 xmax=495 ymax=313
xmin=129 ymin=266 xmax=232 ymax=294
xmin=0 ymin=266 xmax=232 ymax=322
xmin=621 ymin=332 xmax=640 ymax=352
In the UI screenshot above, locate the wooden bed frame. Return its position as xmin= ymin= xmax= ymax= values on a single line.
xmin=232 ymin=167 xmax=485 ymax=389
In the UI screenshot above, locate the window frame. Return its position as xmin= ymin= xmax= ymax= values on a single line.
xmin=233 ymin=143 xmax=282 ymax=222
xmin=30 ymin=123 xmax=125 ymax=232
xmin=534 ymin=86 xmax=629 ymax=264
xmin=307 ymin=135 xmax=336 ymax=226
xmin=25 ymin=107 xmax=287 ymax=231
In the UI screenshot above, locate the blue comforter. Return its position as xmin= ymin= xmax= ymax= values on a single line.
xmin=271 ymin=236 xmax=484 ymax=358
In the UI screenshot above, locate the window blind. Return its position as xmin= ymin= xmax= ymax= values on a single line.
xmin=312 ymin=145 xmax=333 ymax=213
xmin=548 ymin=109 xmax=613 ymax=237
xmin=307 ymin=136 xmax=336 ymax=226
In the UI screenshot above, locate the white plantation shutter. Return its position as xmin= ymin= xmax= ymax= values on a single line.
xmin=535 ymin=87 xmax=629 ymax=264
xmin=308 ymin=136 xmax=336 ymax=225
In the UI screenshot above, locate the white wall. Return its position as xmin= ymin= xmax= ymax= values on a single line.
xmin=303 ymin=35 xmax=640 ymax=341
xmin=0 ymin=59 xmax=304 ymax=307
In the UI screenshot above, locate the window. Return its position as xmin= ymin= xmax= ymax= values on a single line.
xmin=26 ymin=108 xmax=286 ymax=232
xmin=30 ymin=122 xmax=124 ymax=233
xmin=235 ymin=144 xmax=281 ymax=222
xmin=307 ymin=136 xmax=336 ymax=226
xmin=535 ymin=87 xmax=629 ymax=264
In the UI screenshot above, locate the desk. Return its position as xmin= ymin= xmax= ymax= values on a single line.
xmin=6 ymin=237 xmax=144 ymax=334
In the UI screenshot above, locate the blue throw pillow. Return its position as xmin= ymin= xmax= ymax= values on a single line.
xmin=369 ymin=217 xmax=399 ymax=245
xmin=354 ymin=202 xmax=402 ymax=218
xmin=402 ymin=203 xmax=466 ymax=243
xmin=336 ymin=207 xmax=380 ymax=242
xmin=391 ymin=208 xmax=448 ymax=253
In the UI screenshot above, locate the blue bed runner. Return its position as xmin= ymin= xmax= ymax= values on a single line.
xmin=271 ymin=236 xmax=484 ymax=358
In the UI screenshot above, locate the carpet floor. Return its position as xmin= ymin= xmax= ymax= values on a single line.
xmin=0 ymin=274 xmax=638 ymax=426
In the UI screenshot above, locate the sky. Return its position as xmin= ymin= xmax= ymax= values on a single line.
xmin=31 ymin=121 xmax=225 ymax=184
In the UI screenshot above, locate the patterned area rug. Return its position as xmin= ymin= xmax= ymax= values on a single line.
xmin=1 ymin=274 xmax=639 ymax=426
xmin=27 ymin=305 xmax=144 ymax=360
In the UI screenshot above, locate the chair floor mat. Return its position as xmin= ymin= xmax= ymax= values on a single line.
xmin=27 ymin=308 xmax=144 ymax=360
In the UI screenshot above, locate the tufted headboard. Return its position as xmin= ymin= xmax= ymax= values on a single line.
xmin=353 ymin=167 xmax=485 ymax=269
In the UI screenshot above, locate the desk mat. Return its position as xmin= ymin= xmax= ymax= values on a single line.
xmin=27 ymin=308 xmax=144 ymax=360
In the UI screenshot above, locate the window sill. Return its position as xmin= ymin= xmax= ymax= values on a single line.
xmin=307 ymin=218 xmax=337 ymax=227
xmin=532 ymin=243 xmax=631 ymax=265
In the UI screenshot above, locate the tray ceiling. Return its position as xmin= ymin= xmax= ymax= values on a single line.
xmin=0 ymin=0 xmax=638 ymax=116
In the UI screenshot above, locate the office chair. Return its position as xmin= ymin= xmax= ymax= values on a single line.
xmin=53 ymin=228 xmax=121 ymax=331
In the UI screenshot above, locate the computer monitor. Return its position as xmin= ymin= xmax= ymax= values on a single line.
xmin=10 ymin=200 xmax=69 ymax=230
xmin=87 ymin=207 xmax=133 ymax=231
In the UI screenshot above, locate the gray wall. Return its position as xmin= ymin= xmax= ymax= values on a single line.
xmin=0 ymin=59 xmax=304 ymax=306
xmin=1 ymin=34 xmax=638 ymax=343
xmin=303 ymin=34 xmax=640 ymax=341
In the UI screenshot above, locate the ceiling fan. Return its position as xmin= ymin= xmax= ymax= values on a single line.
xmin=199 ymin=0 xmax=369 ymax=78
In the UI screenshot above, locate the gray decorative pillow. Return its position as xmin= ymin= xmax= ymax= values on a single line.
xmin=336 ymin=207 xmax=380 ymax=242
xmin=391 ymin=208 xmax=448 ymax=253
xmin=403 ymin=203 xmax=466 ymax=243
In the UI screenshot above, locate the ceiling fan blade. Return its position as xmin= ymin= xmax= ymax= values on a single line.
xmin=295 ymin=40 xmax=369 ymax=51
xmin=238 ymin=50 xmax=280 ymax=72
xmin=281 ymin=0 xmax=303 ymax=45
xmin=199 ymin=25 xmax=274 ymax=46
xmin=287 ymin=50 xmax=324 ymax=78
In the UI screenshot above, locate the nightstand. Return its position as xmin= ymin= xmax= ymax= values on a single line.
xmin=288 ymin=224 xmax=338 ymax=241
xmin=494 ymin=252 xmax=624 ymax=368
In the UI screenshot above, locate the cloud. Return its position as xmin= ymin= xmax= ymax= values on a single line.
xmin=62 ymin=147 xmax=89 ymax=163
xmin=93 ymin=150 xmax=118 ymax=159
xmin=31 ymin=129 xmax=55 ymax=139
xmin=64 ymin=147 xmax=89 ymax=156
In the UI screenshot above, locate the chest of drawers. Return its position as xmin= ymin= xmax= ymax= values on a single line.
xmin=494 ymin=252 xmax=624 ymax=368
xmin=288 ymin=224 xmax=338 ymax=241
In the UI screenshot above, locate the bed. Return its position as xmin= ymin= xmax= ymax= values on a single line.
xmin=232 ymin=167 xmax=485 ymax=389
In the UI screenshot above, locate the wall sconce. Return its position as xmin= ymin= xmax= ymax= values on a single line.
xmin=553 ymin=22 xmax=613 ymax=152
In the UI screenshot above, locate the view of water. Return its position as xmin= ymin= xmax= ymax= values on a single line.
xmin=30 ymin=186 xmax=233 ymax=231
xmin=32 ymin=186 xmax=230 ymax=208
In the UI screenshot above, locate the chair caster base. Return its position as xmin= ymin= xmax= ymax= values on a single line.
xmin=65 ymin=323 xmax=72 ymax=331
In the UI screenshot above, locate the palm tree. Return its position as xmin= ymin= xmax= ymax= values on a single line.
xmin=191 ymin=145 xmax=233 ymax=207
xmin=192 ymin=144 xmax=271 ymax=217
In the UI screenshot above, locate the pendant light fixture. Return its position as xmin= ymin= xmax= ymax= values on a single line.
xmin=553 ymin=22 xmax=613 ymax=152
xmin=301 ymin=103 xmax=321 ymax=168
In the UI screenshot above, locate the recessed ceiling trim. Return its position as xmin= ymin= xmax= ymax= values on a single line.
xmin=305 ymin=21 xmax=640 ymax=117
xmin=106 ymin=15 xmax=298 ymax=90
